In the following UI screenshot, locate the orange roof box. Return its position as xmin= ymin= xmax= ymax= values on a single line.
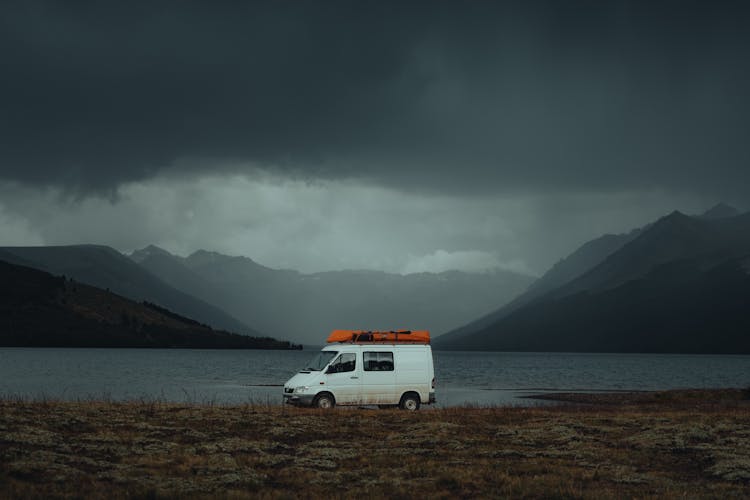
xmin=327 ymin=330 xmax=430 ymax=344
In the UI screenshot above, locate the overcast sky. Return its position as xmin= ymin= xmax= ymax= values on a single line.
xmin=1 ymin=1 xmax=748 ymax=275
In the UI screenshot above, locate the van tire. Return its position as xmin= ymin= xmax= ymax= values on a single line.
xmin=313 ymin=393 xmax=335 ymax=409
xmin=399 ymin=392 xmax=420 ymax=411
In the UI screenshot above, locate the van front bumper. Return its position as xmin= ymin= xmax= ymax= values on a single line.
xmin=429 ymin=392 xmax=436 ymax=404
xmin=283 ymin=394 xmax=316 ymax=407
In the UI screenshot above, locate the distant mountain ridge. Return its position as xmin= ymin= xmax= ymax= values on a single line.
xmin=131 ymin=246 xmax=535 ymax=345
xmin=447 ymin=253 xmax=750 ymax=353
xmin=435 ymin=203 xmax=750 ymax=353
xmin=435 ymin=228 xmax=641 ymax=346
xmin=0 ymin=245 xmax=259 ymax=337
xmin=0 ymin=259 xmax=298 ymax=349
xmin=699 ymin=202 xmax=740 ymax=220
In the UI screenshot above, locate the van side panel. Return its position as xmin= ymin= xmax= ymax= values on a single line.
xmin=360 ymin=367 xmax=396 ymax=404
xmin=394 ymin=348 xmax=431 ymax=403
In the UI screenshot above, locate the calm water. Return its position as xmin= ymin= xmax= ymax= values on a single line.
xmin=1 ymin=348 xmax=748 ymax=407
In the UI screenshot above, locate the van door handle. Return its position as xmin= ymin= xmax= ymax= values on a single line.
xmin=350 ymin=376 xmax=359 ymax=379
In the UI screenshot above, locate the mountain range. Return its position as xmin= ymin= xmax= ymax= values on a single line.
xmin=130 ymin=247 xmax=534 ymax=345
xmin=434 ymin=203 xmax=750 ymax=353
xmin=0 ymin=259 xmax=298 ymax=349
xmin=3 ymin=202 xmax=746 ymax=353
xmin=0 ymin=243 xmax=535 ymax=346
xmin=0 ymin=245 xmax=258 ymax=336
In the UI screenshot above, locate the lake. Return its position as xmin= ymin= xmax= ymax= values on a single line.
xmin=1 ymin=348 xmax=749 ymax=407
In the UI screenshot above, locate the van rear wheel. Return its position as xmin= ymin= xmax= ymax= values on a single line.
xmin=399 ymin=393 xmax=420 ymax=411
xmin=313 ymin=393 xmax=335 ymax=409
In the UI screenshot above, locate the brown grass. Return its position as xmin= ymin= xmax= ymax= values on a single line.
xmin=1 ymin=390 xmax=749 ymax=498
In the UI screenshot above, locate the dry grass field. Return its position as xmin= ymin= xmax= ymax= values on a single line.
xmin=1 ymin=390 xmax=749 ymax=498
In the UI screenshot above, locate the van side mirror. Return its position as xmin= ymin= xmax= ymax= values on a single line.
xmin=325 ymin=365 xmax=335 ymax=374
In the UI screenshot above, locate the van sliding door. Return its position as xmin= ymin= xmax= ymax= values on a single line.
xmin=361 ymin=351 xmax=396 ymax=404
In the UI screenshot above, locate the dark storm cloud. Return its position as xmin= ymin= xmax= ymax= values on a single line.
xmin=1 ymin=0 xmax=749 ymax=195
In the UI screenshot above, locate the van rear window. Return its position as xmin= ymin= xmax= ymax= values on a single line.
xmin=364 ymin=352 xmax=394 ymax=371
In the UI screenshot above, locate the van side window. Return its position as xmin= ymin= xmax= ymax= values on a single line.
xmin=328 ymin=353 xmax=356 ymax=373
xmin=364 ymin=352 xmax=394 ymax=371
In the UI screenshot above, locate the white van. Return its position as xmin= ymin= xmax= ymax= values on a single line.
xmin=283 ymin=334 xmax=436 ymax=410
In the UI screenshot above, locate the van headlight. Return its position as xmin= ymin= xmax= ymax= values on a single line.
xmin=295 ymin=386 xmax=311 ymax=393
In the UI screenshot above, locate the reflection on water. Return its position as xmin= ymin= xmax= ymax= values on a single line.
xmin=0 ymin=348 xmax=748 ymax=407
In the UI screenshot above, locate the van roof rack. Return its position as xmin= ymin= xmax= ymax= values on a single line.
xmin=327 ymin=329 xmax=430 ymax=344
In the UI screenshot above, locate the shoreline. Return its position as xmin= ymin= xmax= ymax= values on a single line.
xmin=1 ymin=389 xmax=749 ymax=498
xmin=0 ymin=387 xmax=748 ymax=408
xmin=523 ymin=387 xmax=750 ymax=406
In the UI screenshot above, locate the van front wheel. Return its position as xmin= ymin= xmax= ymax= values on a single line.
xmin=399 ymin=392 xmax=420 ymax=411
xmin=313 ymin=393 xmax=335 ymax=409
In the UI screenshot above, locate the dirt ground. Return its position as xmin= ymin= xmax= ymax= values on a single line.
xmin=1 ymin=389 xmax=749 ymax=498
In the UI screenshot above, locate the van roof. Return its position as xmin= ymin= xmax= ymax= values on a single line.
xmin=326 ymin=330 xmax=430 ymax=344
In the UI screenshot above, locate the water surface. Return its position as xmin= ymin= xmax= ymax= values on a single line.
xmin=1 ymin=348 xmax=748 ymax=406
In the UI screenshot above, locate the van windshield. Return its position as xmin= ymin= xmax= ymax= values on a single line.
xmin=303 ymin=351 xmax=338 ymax=371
